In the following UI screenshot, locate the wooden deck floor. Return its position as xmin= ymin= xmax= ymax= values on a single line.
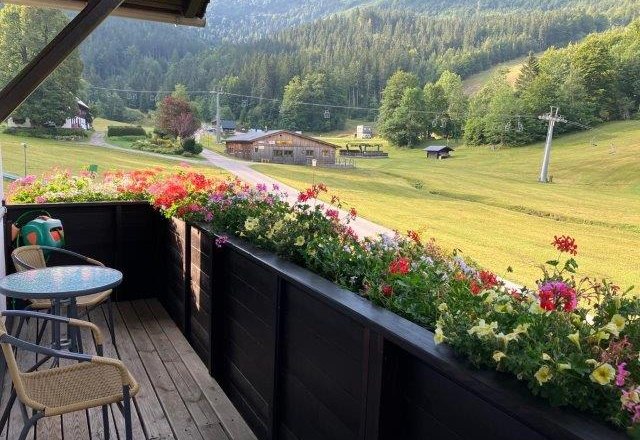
xmin=0 ymin=299 xmax=256 ymax=440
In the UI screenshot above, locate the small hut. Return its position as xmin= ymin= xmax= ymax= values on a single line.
xmin=424 ymin=145 xmax=454 ymax=159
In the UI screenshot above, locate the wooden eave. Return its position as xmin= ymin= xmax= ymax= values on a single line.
xmin=4 ymin=0 xmax=209 ymax=26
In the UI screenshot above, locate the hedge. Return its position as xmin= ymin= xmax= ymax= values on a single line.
xmin=2 ymin=127 xmax=88 ymax=140
xmin=106 ymin=125 xmax=146 ymax=137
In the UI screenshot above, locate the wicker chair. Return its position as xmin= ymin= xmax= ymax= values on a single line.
xmin=0 ymin=310 xmax=138 ymax=440
xmin=11 ymin=245 xmax=116 ymax=346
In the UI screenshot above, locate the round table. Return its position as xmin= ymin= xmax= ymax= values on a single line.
xmin=0 ymin=266 xmax=122 ymax=352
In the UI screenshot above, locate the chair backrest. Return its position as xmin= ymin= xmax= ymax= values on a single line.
xmin=0 ymin=319 xmax=26 ymax=402
xmin=11 ymin=246 xmax=46 ymax=272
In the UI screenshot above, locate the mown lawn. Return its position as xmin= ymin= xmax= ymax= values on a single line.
xmin=254 ymin=120 xmax=640 ymax=287
xmin=0 ymin=133 xmax=225 ymax=177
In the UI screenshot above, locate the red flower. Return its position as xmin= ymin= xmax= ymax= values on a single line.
xmin=552 ymin=235 xmax=578 ymax=255
xmin=407 ymin=230 xmax=422 ymax=245
xmin=538 ymin=281 xmax=577 ymax=312
xmin=478 ymin=270 xmax=498 ymax=289
xmin=389 ymin=257 xmax=411 ymax=275
xmin=348 ymin=207 xmax=357 ymax=220
xmin=381 ymin=284 xmax=394 ymax=297
xmin=325 ymin=209 xmax=340 ymax=221
xmin=470 ymin=279 xmax=482 ymax=295
xmin=297 ymin=184 xmax=328 ymax=203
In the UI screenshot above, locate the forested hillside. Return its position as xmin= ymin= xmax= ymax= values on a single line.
xmin=81 ymin=0 xmax=640 ymax=127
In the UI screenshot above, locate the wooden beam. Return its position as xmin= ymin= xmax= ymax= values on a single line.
xmin=5 ymin=0 xmax=206 ymax=27
xmin=183 ymin=0 xmax=205 ymax=18
xmin=0 ymin=0 xmax=126 ymax=123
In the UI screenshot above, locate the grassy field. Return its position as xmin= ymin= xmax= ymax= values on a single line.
xmin=462 ymin=54 xmax=534 ymax=95
xmin=92 ymin=117 xmax=154 ymax=133
xmin=254 ymin=120 xmax=640 ymax=287
xmin=0 ymin=132 xmax=224 ymax=178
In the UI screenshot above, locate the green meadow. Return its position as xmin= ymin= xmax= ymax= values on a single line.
xmin=254 ymin=120 xmax=640 ymax=287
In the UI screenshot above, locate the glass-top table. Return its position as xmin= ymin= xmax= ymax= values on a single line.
xmin=0 ymin=265 xmax=122 ymax=352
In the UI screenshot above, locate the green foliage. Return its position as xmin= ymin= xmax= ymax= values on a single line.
xmin=280 ymin=72 xmax=346 ymax=132
xmin=106 ymin=125 xmax=146 ymax=137
xmin=2 ymin=127 xmax=87 ymax=140
xmin=182 ymin=137 xmax=204 ymax=154
xmin=131 ymin=137 xmax=184 ymax=155
xmin=464 ymin=20 xmax=640 ymax=146
xmin=0 ymin=5 xmax=83 ymax=126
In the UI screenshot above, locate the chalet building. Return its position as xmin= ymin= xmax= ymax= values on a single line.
xmin=225 ymin=130 xmax=338 ymax=165
xmin=219 ymin=119 xmax=237 ymax=135
xmin=424 ymin=145 xmax=454 ymax=159
xmin=6 ymin=99 xmax=92 ymax=129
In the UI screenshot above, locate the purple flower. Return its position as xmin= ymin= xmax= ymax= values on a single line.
xmin=209 ymin=193 xmax=224 ymax=204
xmin=272 ymin=183 xmax=280 ymax=191
xmin=204 ymin=211 xmax=214 ymax=222
xmin=256 ymin=183 xmax=267 ymax=192
xmin=616 ymin=363 xmax=630 ymax=387
xmin=215 ymin=235 xmax=229 ymax=248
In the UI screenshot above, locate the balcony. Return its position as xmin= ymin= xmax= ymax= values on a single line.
xmin=0 ymin=201 xmax=626 ymax=440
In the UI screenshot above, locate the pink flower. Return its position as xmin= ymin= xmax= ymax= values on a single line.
xmin=215 ymin=235 xmax=229 ymax=248
xmin=538 ymin=281 xmax=577 ymax=312
xmin=35 ymin=196 xmax=47 ymax=204
xmin=616 ymin=363 xmax=630 ymax=387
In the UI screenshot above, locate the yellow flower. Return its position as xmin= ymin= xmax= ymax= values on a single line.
xmin=567 ymin=332 xmax=581 ymax=348
xmin=590 ymin=363 xmax=615 ymax=385
xmin=558 ymin=363 xmax=572 ymax=371
xmin=294 ymin=236 xmax=305 ymax=247
xmin=512 ymin=323 xmax=530 ymax=335
xmin=284 ymin=213 xmax=297 ymax=222
xmin=434 ymin=327 xmax=446 ymax=345
xmin=494 ymin=303 xmax=513 ymax=313
xmin=611 ymin=314 xmax=626 ymax=332
xmin=542 ymin=353 xmax=552 ymax=361
xmin=496 ymin=332 xmax=519 ymax=347
xmin=272 ymin=220 xmax=284 ymax=232
xmin=437 ymin=303 xmax=448 ymax=312
xmin=467 ymin=319 xmax=498 ymax=339
xmin=244 ymin=217 xmax=259 ymax=231
xmin=601 ymin=322 xmax=621 ymax=337
xmin=493 ymin=351 xmax=507 ymax=362
xmin=590 ymin=330 xmax=610 ymax=344
xmin=534 ymin=366 xmax=553 ymax=385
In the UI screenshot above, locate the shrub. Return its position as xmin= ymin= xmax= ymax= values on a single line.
xmin=2 ymin=127 xmax=88 ymax=140
xmin=182 ymin=138 xmax=203 ymax=155
xmin=130 ymin=137 xmax=183 ymax=155
xmin=107 ymin=125 xmax=146 ymax=137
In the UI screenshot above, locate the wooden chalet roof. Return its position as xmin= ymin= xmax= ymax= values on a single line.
xmin=424 ymin=145 xmax=454 ymax=153
xmin=226 ymin=130 xmax=340 ymax=149
xmin=6 ymin=0 xmax=210 ymax=26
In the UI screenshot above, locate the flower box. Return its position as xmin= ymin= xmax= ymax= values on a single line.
xmin=161 ymin=219 xmax=626 ymax=440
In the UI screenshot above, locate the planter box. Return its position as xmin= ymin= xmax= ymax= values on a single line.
xmin=4 ymin=202 xmax=162 ymax=301
xmin=162 ymin=220 xmax=627 ymax=440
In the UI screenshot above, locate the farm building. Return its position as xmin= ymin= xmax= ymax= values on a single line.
xmin=5 ymin=98 xmax=92 ymax=129
xmin=219 ymin=119 xmax=237 ymax=135
xmin=356 ymin=125 xmax=373 ymax=139
xmin=424 ymin=145 xmax=454 ymax=159
xmin=225 ymin=130 xmax=338 ymax=165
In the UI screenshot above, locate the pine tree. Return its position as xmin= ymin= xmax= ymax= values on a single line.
xmin=516 ymin=52 xmax=540 ymax=92
xmin=0 ymin=5 xmax=83 ymax=126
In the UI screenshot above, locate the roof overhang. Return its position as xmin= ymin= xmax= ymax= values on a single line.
xmin=4 ymin=0 xmax=208 ymax=27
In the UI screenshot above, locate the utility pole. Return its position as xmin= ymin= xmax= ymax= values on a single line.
xmin=215 ymin=89 xmax=221 ymax=144
xmin=538 ymin=106 xmax=566 ymax=183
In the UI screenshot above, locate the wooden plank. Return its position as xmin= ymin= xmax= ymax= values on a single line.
xmin=107 ymin=304 xmax=173 ymax=439
xmin=147 ymin=299 xmax=257 ymax=440
xmin=117 ymin=302 xmax=204 ymax=440
xmin=132 ymin=300 xmax=229 ymax=439
xmin=82 ymin=307 xmax=134 ymax=440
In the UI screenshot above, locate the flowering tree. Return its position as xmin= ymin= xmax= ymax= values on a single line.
xmin=156 ymin=96 xmax=200 ymax=139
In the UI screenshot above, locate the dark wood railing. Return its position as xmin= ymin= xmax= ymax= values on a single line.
xmin=3 ymin=203 xmax=627 ymax=440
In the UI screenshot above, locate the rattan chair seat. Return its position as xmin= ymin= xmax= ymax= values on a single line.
xmin=28 ymin=290 xmax=113 ymax=310
xmin=20 ymin=361 xmax=139 ymax=416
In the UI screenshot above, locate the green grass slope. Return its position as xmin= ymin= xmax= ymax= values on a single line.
xmin=254 ymin=120 xmax=640 ymax=287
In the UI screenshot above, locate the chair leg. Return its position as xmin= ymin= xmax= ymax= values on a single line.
xmin=35 ymin=318 xmax=49 ymax=346
xmin=14 ymin=316 xmax=26 ymax=340
xmin=18 ymin=411 xmax=42 ymax=440
xmin=107 ymin=297 xmax=116 ymax=348
xmin=123 ymin=386 xmax=132 ymax=440
xmin=102 ymin=405 xmax=110 ymax=440
xmin=0 ymin=388 xmax=17 ymax=433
